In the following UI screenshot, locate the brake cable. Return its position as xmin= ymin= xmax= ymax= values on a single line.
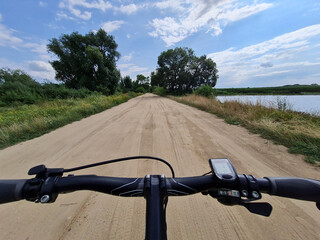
xmin=63 ymin=156 xmax=175 ymax=178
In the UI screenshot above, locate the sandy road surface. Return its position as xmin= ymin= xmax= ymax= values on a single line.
xmin=0 ymin=93 xmax=319 ymax=240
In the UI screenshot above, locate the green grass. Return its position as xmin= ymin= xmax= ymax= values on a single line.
xmin=0 ymin=93 xmax=138 ymax=149
xmin=170 ymin=94 xmax=320 ymax=166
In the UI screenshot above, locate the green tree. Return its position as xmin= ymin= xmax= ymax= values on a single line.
xmin=133 ymin=74 xmax=150 ymax=92
xmin=192 ymin=56 xmax=218 ymax=88
xmin=0 ymin=68 xmax=42 ymax=104
xmin=151 ymin=47 xmax=218 ymax=94
xmin=47 ymin=29 xmax=120 ymax=94
xmin=119 ymin=75 xmax=133 ymax=92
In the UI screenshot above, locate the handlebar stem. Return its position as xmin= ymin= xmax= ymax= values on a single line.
xmin=144 ymin=175 xmax=168 ymax=240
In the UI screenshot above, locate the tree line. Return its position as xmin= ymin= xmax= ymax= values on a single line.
xmin=0 ymin=29 xmax=218 ymax=105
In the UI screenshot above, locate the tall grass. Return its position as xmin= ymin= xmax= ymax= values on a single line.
xmin=171 ymin=95 xmax=320 ymax=165
xmin=0 ymin=93 xmax=138 ymax=149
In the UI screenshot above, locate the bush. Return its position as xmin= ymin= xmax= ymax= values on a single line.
xmin=154 ymin=86 xmax=166 ymax=96
xmin=194 ymin=85 xmax=214 ymax=98
xmin=0 ymin=68 xmax=101 ymax=106
xmin=0 ymin=68 xmax=42 ymax=104
xmin=42 ymin=84 xmax=93 ymax=99
xmin=136 ymin=86 xmax=146 ymax=93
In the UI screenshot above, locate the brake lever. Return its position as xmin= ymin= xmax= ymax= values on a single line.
xmin=240 ymin=202 xmax=272 ymax=217
xmin=203 ymin=189 xmax=273 ymax=217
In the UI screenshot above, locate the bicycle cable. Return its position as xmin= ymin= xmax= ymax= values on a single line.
xmin=63 ymin=156 xmax=175 ymax=178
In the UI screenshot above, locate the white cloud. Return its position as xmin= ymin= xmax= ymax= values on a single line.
xmin=24 ymin=43 xmax=47 ymax=55
xmin=0 ymin=16 xmax=52 ymax=61
xmin=58 ymin=0 xmax=112 ymax=20
xmin=217 ymin=3 xmax=273 ymax=22
xmin=56 ymin=12 xmax=75 ymax=21
xmin=0 ymin=57 xmax=22 ymax=70
xmin=122 ymin=52 xmax=134 ymax=62
xmin=208 ymin=24 xmax=320 ymax=64
xmin=28 ymin=61 xmax=53 ymax=72
xmin=207 ymin=24 xmax=320 ymax=87
xmin=0 ymin=15 xmax=23 ymax=47
xmin=254 ymin=70 xmax=291 ymax=78
xmin=154 ymin=0 xmax=186 ymax=12
xmin=0 ymin=58 xmax=56 ymax=82
xmin=101 ymin=20 xmax=125 ymax=33
xmin=149 ymin=0 xmax=273 ymax=46
xmin=70 ymin=8 xmax=91 ymax=20
xmin=118 ymin=63 xmax=148 ymax=79
xmin=27 ymin=61 xmax=56 ymax=81
xmin=118 ymin=4 xmax=138 ymax=15
xmin=149 ymin=17 xmax=188 ymax=46
xmin=39 ymin=1 xmax=47 ymax=7
xmin=0 ymin=15 xmax=54 ymax=79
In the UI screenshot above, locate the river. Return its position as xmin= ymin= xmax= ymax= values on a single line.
xmin=216 ymin=95 xmax=320 ymax=116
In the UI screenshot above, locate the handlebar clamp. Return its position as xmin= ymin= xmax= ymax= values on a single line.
xmin=24 ymin=165 xmax=63 ymax=203
xmin=239 ymin=174 xmax=261 ymax=200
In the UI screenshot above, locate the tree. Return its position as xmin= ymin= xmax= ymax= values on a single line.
xmin=133 ymin=74 xmax=150 ymax=92
xmin=0 ymin=68 xmax=42 ymax=104
xmin=192 ymin=56 xmax=218 ymax=88
xmin=47 ymin=29 xmax=120 ymax=94
xmin=119 ymin=75 xmax=133 ymax=92
xmin=151 ymin=47 xmax=218 ymax=94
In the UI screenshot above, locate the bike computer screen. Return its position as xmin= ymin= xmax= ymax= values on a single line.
xmin=209 ymin=158 xmax=237 ymax=182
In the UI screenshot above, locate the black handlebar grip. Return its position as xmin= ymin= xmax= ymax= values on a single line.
xmin=265 ymin=177 xmax=320 ymax=202
xmin=0 ymin=180 xmax=27 ymax=204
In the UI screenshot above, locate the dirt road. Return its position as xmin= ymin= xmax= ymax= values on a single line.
xmin=0 ymin=93 xmax=319 ymax=239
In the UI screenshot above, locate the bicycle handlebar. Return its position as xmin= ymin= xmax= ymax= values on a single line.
xmin=0 ymin=180 xmax=27 ymax=204
xmin=265 ymin=177 xmax=320 ymax=202
xmin=2 ymin=157 xmax=319 ymax=240
xmin=0 ymin=175 xmax=319 ymax=204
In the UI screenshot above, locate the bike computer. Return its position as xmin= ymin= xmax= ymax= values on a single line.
xmin=209 ymin=158 xmax=238 ymax=182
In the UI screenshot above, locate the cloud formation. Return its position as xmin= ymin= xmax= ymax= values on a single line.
xmin=149 ymin=0 xmax=273 ymax=46
xmin=28 ymin=60 xmax=56 ymax=81
xmin=117 ymin=4 xmax=139 ymax=15
xmin=58 ymin=0 xmax=112 ymax=20
xmin=101 ymin=20 xmax=125 ymax=33
xmin=208 ymin=24 xmax=320 ymax=86
xmin=0 ymin=14 xmax=23 ymax=47
xmin=28 ymin=61 xmax=53 ymax=72
xmin=57 ymin=1 xmax=144 ymax=20
xmin=118 ymin=63 xmax=148 ymax=79
xmin=121 ymin=52 xmax=134 ymax=62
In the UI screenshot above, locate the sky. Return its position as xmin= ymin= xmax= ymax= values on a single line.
xmin=0 ymin=0 xmax=319 ymax=88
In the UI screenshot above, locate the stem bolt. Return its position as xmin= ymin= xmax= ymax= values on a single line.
xmin=40 ymin=195 xmax=50 ymax=203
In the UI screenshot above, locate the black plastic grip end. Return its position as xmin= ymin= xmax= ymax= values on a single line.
xmin=264 ymin=177 xmax=320 ymax=202
xmin=0 ymin=180 xmax=27 ymax=204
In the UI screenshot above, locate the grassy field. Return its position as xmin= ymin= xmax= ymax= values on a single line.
xmin=0 ymin=93 xmax=138 ymax=149
xmin=171 ymin=94 xmax=320 ymax=165
xmin=214 ymin=84 xmax=320 ymax=95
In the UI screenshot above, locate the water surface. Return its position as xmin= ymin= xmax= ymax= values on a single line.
xmin=216 ymin=95 xmax=320 ymax=115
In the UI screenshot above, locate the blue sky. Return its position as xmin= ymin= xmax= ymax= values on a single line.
xmin=0 ymin=0 xmax=319 ymax=88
